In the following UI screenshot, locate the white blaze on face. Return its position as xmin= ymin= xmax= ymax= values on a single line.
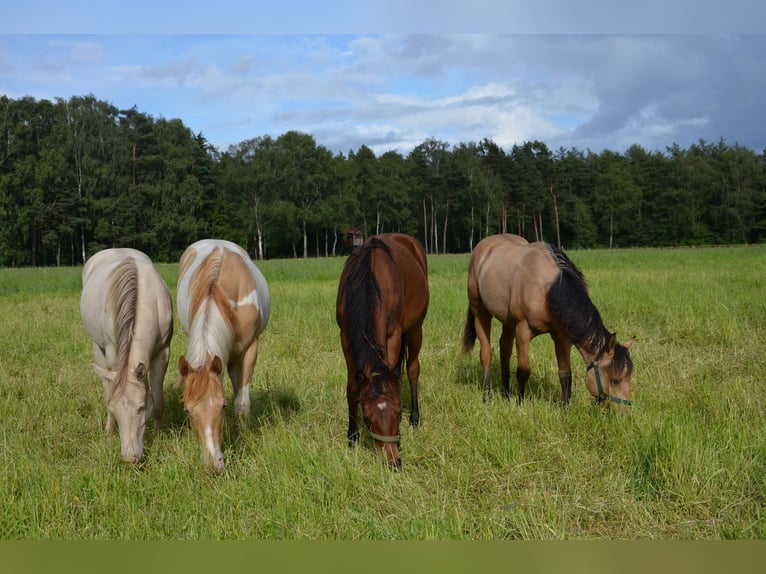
xmin=377 ymin=401 xmax=387 ymax=411
xmin=204 ymin=424 xmax=223 ymax=466
xmin=204 ymin=425 xmax=216 ymax=456
xmin=204 ymin=398 xmax=222 ymax=457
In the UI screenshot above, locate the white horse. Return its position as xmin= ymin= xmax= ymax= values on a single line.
xmin=80 ymin=248 xmax=173 ymax=463
xmin=176 ymin=239 xmax=270 ymax=473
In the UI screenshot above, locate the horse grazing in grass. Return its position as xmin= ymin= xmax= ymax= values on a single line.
xmin=80 ymin=248 xmax=173 ymax=464
xmin=176 ymin=239 xmax=270 ymax=473
xmin=336 ymin=233 xmax=429 ymax=469
xmin=462 ymin=234 xmax=634 ymax=407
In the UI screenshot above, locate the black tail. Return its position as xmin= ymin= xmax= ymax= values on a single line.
xmin=462 ymin=307 xmax=477 ymax=353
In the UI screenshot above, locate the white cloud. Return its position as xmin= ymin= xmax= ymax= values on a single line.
xmin=2 ymin=34 xmax=765 ymax=155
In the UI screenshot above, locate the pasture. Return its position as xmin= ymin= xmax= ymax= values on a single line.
xmin=0 ymin=244 xmax=764 ymax=539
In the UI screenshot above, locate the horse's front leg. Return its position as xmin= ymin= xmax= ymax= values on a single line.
xmin=94 ymin=344 xmax=115 ymax=434
xmin=105 ymin=411 xmax=116 ymax=435
xmin=514 ymin=323 xmax=533 ymax=405
xmin=404 ymin=327 xmax=423 ymax=427
xmin=231 ymin=341 xmax=259 ymax=418
xmin=552 ymin=334 xmax=573 ymax=405
xmin=149 ymin=347 xmax=170 ymax=432
xmin=346 ymin=375 xmax=360 ymax=446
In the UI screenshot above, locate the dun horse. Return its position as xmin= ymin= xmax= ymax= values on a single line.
xmin=176 ymin=239 xmax=270 ymax=473
xmin=336 ymin=233 xmax=429 ymax=469
xmin=80 ymin=248 xmax=173 ymax=463
xmin=462 ymin=234 xmax=634 ymax=406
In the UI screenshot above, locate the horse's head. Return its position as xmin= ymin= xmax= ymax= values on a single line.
xmin=178 ymin=354 xmax=226 ymax=474
xmin=585 ymin=334 xmax=635 ymax=408
xmin=360 ymin=371 xmax=403 ymax=470
xmin=93 ymin=362 xmax=148 ymax=464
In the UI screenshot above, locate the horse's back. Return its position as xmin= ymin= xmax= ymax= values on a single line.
xmin=469 ymin=234 xmax=558 ymax=326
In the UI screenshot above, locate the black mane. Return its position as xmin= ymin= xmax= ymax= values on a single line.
xmin=544 ymin=244 xmax=610 ymax=354
xmin=339 ymin=238 xmax=397 ymax=391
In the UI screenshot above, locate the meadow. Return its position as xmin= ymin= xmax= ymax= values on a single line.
xmin=0 ymin=244 xmax=764 ymax=540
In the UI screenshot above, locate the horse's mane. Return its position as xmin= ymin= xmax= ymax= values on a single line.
xmin=183 ymin=367 xmax=221 ymax=407
xmin=544 ymin=244 xmax=610 ymax=354
xmin=339 ymin=239 xmax=400 ymax=394
xmin=184 ymin=247 xmax=237 ymax=402
xmin=107 ymin=258 xmax=140 ymax=401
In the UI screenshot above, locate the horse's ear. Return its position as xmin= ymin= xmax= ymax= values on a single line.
xmin=606 ymin=332 xmax=618 ymax=352
xmin=623 ymin=336 xmax=636 ymax=350
xmin=92 ymin=363 xmax=115 ymax=382
xmin=210 ymin=355 xmax=224 ymax=375
xmin=178 ymin=356 xmax=190 ymax=377
xmin=133 ymin=362 xmax=147 ymax=380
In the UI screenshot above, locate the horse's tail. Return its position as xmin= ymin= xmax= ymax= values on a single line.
xmin=462 ymin=307 xmax=477 ymax=353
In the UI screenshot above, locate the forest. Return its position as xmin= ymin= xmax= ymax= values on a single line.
xmin=1 ymin=93 xmax=765 ymax=266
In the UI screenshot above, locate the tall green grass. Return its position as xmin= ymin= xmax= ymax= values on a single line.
xmin=0 ymin=245 xmax=764 ymax=539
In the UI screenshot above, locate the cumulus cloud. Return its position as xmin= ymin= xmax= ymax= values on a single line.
xmin=2 ymin=34 xmax=765 ymax=155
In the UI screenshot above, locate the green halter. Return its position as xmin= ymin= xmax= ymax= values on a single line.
xmin=367 ymin=430 xmax=401 ymax=443
xmin=587 ymin=351 xmax=633 ymax=407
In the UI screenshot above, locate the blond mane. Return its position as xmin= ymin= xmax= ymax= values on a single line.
xmin=183 ymin=247 xmax=238 ymax=402
xmin=107 ymin=258 xmax=140 ymax=401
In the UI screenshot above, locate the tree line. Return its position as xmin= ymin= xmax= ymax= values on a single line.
xmin=1 ymin=94 xmax=765 ymax=267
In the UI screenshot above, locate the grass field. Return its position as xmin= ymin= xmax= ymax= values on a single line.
xmin=0 ymin=244 xmax=764 ymax=539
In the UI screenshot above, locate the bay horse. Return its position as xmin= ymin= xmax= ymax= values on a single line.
xmin=336 ymin=233 xmax=429 ymax=469
xmin=176 ymin=239 xmax=271 ymax=474
xmin=462 ymin=234 xmax=634 ymax=407
xmin=80 ymin=248 xmax=173 ymax=463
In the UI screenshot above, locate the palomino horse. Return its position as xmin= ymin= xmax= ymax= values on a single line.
xmin=336 ymin=233 xmax=429 ymax=469
xmin=176 ymin=239 xmax=270 ymax=473
xmin=462 ymin=234 xmax=634 ymax=407
xmin=80 ymin=248 xmax=173 ymax=463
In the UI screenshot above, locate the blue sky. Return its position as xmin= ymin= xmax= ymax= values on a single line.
xmin=2 ymin=2 xmax=765 ymax=156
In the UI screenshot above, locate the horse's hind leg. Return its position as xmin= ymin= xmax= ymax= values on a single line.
xmin=499 ymin=323 xmax=516 ymax=400
xmin=514 ymin=323 xmax=533 ymax=405
xmin=473 ymin=308 xmax=493 ymax=401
